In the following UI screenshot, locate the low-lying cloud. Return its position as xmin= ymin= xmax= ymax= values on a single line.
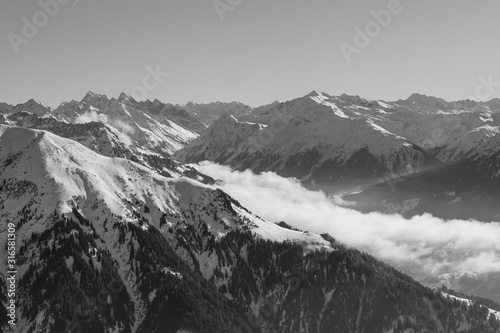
xmin=75 ymin=111 xmax=134 ymax=146
xmin=75 ymin=110 xmax=108 ymax=124
xmin=195 ymin=161 xmax=500 ymax=281
xmin=112 ymin=119 xmax=135 ymax=135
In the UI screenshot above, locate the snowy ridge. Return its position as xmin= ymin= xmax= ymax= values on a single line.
xmin=175 ymin=90 xmax=439 ymax=187
xmin=0 ymin=126 xmax=336 ymax=332
xmin=1 ymin=106 xmax=500 ymax=332
xmin=308 ymin=90 xmax=349 ymax=118
xmin=4 ymin=99 xmax=52 ymax=117
xmin=49 ymin=91 xmax=204 ymax=156
xmin=0 ymin=127 xmax=330 ymax=248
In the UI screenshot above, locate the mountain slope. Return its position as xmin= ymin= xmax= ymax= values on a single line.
xmin=4 ymin=99 xmax=51 ymax=117
xmin=174 ymin=91 xmax=440 ymax=190
xmin=0 ymin=127 xmax=329 ymax=332
xmin=50 ymin=92 xmax=204 ymax=156
xmin=2 ymin=96 xmax=500 ymax=332
xmin=347 ymin=132 xmax=500 ymax=222
xmin=183 ymin=101 xmax=254 ymax=126
xmin=1 ymin=127 xmax=499 ymax=332
xmin=0 ymin=112 xmax=212 ymax=182
xmin=174 ymin=90 xmax=500 ymax=219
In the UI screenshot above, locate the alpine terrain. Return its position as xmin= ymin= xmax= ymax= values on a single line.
xmin=1 ymin=93 xmax=500 ymax=332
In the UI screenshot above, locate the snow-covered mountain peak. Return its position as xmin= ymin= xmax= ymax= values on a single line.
xmin=0 ymin=126 xmax=333 ymax=252
xmin=8 ymin=98 xmax=52 ymax=117
xmin=117 ymin=92 xmax=137 ymax=105
xmin=176 ymin=91 xmax=440 ymax=187
xmin=81 ymin=90 xmax=98 ymax=102
xmin=305 ymin=89 xmax=329 ymax=98
xmin=80 ymin=90 xmax=111 ymax=109
xmin=0 ymin=126 xmax=190 ymax=217
xmin=25 ymin=98 xmax=47 ymax=107
xmin=297 ymin=91 xmax=351 ymax=119
xmin=152 ymin=98 xmax=163 ymax=106
xmin=47 ymin=93 xmax=204 ymax=155
xmin=3 ymin=96 xmax=500 ymax=332
xmin=59 ymin=99 xmax=79 ymax=106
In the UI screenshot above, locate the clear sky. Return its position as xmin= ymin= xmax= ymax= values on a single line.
xmin=1 ymin=0 xmax=500 ymax=108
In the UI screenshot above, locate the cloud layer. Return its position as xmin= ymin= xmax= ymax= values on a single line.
xmin=195 ymin=162 xmax=500 ymax=281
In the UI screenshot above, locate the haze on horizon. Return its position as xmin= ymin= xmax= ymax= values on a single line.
xmin=1 ymin=0 xmax=500 ymax=108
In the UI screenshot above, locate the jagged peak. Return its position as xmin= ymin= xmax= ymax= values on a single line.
xmin=306 ymin=89 xmax=322 ymax=96
xmin=185 ymin=101 xmax=250 ymax=108
xmin=84 ymin=90 xmax=97 ymax=98
xmin=80 ymin=91 xmax=110 ymax=104
xmin=118 ymin=92 xmax=137 ymax=104
xmin=58 ymin=99 xmax=80 ymax=106
xmin=81 ymin=90 xmax=97 ymax=101
xmin=10 ymin=99 xmax=52 ymax=116
xmin=337 ymin=93 xmax=372 ymax=104
xmin=152 ymin=98 xmax=163 ymax=106
xmin=25 ymin=98 xmax=41 ymax=105
xmin=22 ymin=98 xmax=51 ymax=109
xmin=305 ymin=90 xmax=332 ymax=99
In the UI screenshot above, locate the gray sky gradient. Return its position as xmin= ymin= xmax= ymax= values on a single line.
xmin=1 ymin=0 xmax=500 ymax=108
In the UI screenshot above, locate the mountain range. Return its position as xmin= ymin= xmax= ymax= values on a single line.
xmin=175 ymin=90 xmax=500 ymax=221
xmin=1 ymin=91 xmax=500 ymax=332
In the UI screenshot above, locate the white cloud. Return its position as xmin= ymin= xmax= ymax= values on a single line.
xmin=111 ymin=119 xmax=135 ymax=135
xmin=195 ymin=161 xmax=500 ymax=281
xmin=74 ymin=111 xmax=134 ymax=146
xmin=75 ymin=110 xmax=108 ymax=124
xmin=116 ymin=132 xmax=133 ymax=146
